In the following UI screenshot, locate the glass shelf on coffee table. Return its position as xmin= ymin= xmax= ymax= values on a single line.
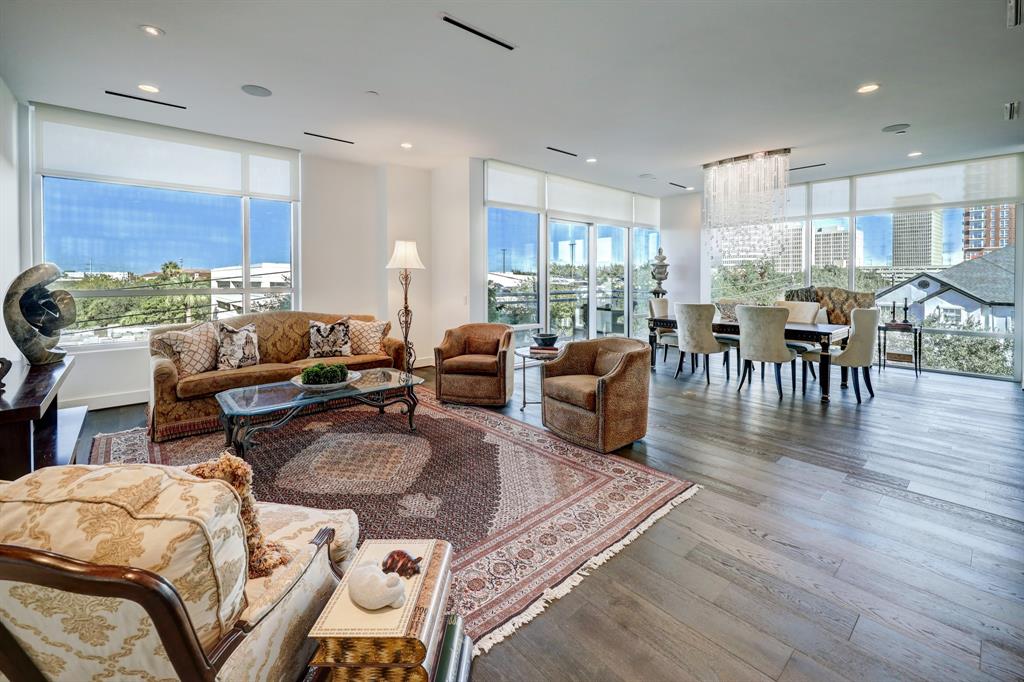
xmin=215 ymin=368 xmax=424 ymax=459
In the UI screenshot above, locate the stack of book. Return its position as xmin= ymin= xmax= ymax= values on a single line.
xmin=308 ymin=539 xmax=472 ymax=681
xmin=529 ymin=345 xmax=560 ymax=355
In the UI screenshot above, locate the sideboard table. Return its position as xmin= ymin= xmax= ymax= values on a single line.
xmin=877 ymin=324 xmax=923 ymax=377
xmin=0 ymin=357 xmax=86 ymax=480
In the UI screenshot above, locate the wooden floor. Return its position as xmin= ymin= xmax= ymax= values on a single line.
xmin=78 ymin=357 xmax=1024 ymax=682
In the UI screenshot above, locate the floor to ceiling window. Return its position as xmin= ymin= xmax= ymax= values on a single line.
xmin=703 ymin=153 xmax=1022 ymax=380
xmin=35 ymin=104 xmax=299 ymax=346
xmin=484 ymin=161 xmax=661 ymax=346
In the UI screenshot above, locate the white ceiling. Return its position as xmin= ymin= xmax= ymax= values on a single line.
xmin=1 ymin=0 xmax=1022 ymax=197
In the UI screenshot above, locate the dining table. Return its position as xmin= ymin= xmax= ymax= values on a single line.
xmin=647 ymin=316 xmax=851 ymax=403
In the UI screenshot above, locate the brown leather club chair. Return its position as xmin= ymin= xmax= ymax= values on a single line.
xmin=541 ymin=337 xmax=650 ymax=453
xmin=434 ymin=323 xmax=514 ymax=406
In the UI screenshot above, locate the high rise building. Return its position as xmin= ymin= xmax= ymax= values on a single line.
xmin=892 ymin=207 xmax=943 ymax=268
xmin=962 ymin=204 xmax=1015 ymax=260
xmin=813 ymin=225 xmax=863 ymax=268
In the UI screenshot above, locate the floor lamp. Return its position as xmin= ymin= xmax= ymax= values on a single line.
xmin=386 ymin=240 xmax=425 ymax=374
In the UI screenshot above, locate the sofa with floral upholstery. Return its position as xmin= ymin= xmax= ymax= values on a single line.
xmin=0 ymin=463 xmax=359 ymax=682
xmin=784 ymin=286 xmax=876 ymax=325
xmin=148 ymin=311 xmax=406 ymax=442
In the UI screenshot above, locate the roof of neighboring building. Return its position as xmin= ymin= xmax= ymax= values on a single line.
xmin=876 ymin=246 xmax=1014 ymax=306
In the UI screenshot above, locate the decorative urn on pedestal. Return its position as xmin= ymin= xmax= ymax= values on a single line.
xmin=650 ymin=248 xmax=669 ymax=299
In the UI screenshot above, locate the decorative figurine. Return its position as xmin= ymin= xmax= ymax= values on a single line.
xmin=3 ymin=263 xmax=77 ymax=365
xmin=890 ymin=301 xmax=897 ymax=323
xmin=348 ymin=563 xmax=406 ymax=610
xmin=902 ymin=297 xmax=909 ymax=324
xmin=381 ymin=549 xmax=422 ymax=578
xmin=650 ymin=248 xmax=669 ymax=299
xmin=0 ymin=356 xmax=10 ymax=396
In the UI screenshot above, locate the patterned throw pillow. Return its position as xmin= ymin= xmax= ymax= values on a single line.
xmin=349 ymin=319 xmax=390 ymax=355
xmin=715 ymin=301 xmax=739 ymax=322
xmin=217 ymin=323 xmax=260 ymax=370
xmin=785 ymin=286 xmax=818 ymax=303
xmin=309 ymin=318 xmax=351 ymax=357
xmin=184 ymin=452 xmax=289 ymax=578
xmin=158 ymin=322 xmax=219 ymax=377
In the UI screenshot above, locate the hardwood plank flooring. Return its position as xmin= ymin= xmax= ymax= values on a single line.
xmin=77 ymin=355 xmax=1024 ymax=681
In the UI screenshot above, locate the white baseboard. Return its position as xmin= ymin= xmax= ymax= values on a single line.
xmin=60 ymin=389 xmax=149 ymax=411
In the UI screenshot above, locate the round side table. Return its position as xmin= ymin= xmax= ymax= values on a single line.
xmin=514 ymin=347 xmax=563 ymax=411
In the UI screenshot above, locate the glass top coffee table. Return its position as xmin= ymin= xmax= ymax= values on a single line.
xmin=215 ymin=368 xmax=424 ymax=459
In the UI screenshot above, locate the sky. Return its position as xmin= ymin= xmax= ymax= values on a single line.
xmin=43 ymin=177 xmax=291 ymax=274
xmin=818 ymin=208 xmax=965 ymax=267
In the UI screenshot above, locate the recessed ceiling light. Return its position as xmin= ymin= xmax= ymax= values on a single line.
xmin=241 ymin=84 xmax=272 ymax=97
xmin=137 ymin=84 xmax=160 ymax=94
xmin=585 ymin=158 xmax=597 ymax=164
xmin=139 ymin=24 xmax=164 ymax=37
xmin=364 ymin=90 xmax=380 ymax=97
xmin=400 ymin=142 xmax=413 ymax=149
xmin=857 ymin=83 xmax=880 ymax=94
xmin=907 ymin=151 xmax=923 ymax=157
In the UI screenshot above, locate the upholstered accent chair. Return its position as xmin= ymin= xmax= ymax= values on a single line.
xmin=434 ymin=323 xmax=514 ymax=406
xmin=0 ymin=464 xmax=359 ymax=682
xmin=648 ymin=298 xmax=678 ymax=362
xmin=149 ymin=311 xmax=406 ymax=442
xmin=801 ymin=308 xmax=880 ymax=402
xmin=735 ymin=305 xmax=798 ymax=399
xmin=674 ymin=303 xmax=730 ymax=383
xmin=541 ymin=337 xmax=650 ymax=453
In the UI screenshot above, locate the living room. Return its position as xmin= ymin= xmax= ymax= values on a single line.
xmin=1 ymin=2 xmax=1023 ymax=681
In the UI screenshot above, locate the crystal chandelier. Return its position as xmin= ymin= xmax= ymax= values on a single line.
xmin=702 ymin=148 xmax=790 ymax=229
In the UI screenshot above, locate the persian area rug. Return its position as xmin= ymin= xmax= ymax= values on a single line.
xmin=91 ymin=389 xmax=698 ymax=652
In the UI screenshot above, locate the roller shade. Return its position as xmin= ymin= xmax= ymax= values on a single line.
xmin=855 ymin=155 xmax=1021 ymax=212
xmin=34 ymin=103 xmax=299 ymax=200
xmin=547 ymin=175 xmax=633 ymax=223
xmin=485 ymin=160 xmax=545 ymax=210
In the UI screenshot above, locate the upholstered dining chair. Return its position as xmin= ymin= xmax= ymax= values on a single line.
xmin=674 ymin=303 xmax=730 ymax=383
xmin=735 ymin=305 xmax=797 ymax=399
xmin=801 ymin=307 xmax=880 ymax=403
xmin=434 ymin=323 xmax=514 ymax=406
xmin=777 ymin=299 xmax=821 ymax=388
xmin=648 ymin=298 xmax=678 ymax=362
xmin=541 ymin=337 xmax=650 ymax=453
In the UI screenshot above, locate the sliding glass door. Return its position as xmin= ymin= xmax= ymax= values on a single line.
xmin=548 ymin=220 xmax=590 ymax=340
xmin=596 ymin=225 xmax=626 ymax=336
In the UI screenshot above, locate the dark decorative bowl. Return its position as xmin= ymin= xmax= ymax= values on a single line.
xmin=532 ymin=333 xmax=559 ymax=348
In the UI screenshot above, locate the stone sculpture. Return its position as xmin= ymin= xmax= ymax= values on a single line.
xmin=348 ymin=563 xmax=406 ymax=610
xmin=650 ymin=247 xmax=669 ymax=298
xmin=2 ymin=263 xmax=76 ymax=365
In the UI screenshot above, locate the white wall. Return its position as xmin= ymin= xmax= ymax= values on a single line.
xmin=659 ymin=192 xmax=704 ymax=303
xmin=300 ymin=155 xmax=384 ymax=316
xmin=380 ymin=165 xmax=433 ymax=367
xmin=430 ymin=159 xmax=471 ymax=342
xmin=0 ymin=76 xmax=19 ymax=359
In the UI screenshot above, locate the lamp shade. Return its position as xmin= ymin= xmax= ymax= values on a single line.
xmin=386 ymin=240 xmax=425 ymax=269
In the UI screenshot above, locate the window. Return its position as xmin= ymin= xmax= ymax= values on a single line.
xmin=595 ymin=225 xmax=626 ymax=336
xmin=631 ymin=228 xmax=660 ymax=337
xmin=548 ymin=220 xmax=589 ymax=340
xmin=486 ymin=207 xmax=540 ymax=346
xmin=710 ymin=221 xmax=805 ymax=304
xmin=35 ymin=105 xmax=299 ymax=346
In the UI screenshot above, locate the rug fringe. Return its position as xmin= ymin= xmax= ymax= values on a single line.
xmin=472 ymin=483 xmax=702 ymax=656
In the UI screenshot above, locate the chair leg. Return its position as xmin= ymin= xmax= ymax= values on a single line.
xmin=808 ymin=362 xmax=817 ymax=380
xmin=802 ymin=360 xmax=807 ymax=394
xmin=705 ymin=354 xmax=710 ymax=384
xmin=674 ymin=350 xmax=685 ymax=379
xmin=773 ymin=363 xmax=783 ymax=399
xmin=663 ymin=343 xmax=669 ymax=362
xmin=724 ymin=350 xmax=731 ymax=380
xmin=841 ymin=366 xmax=849 ymax=388
xmin=691 ymin=353 xmax=697 ymax=372
xmin=790 ymin=358 xmax=796 ymax=393
xmin=760 ymin=362 xmax=765 ymax=381
xmin=735 ymin=346 xmax=741 ymax=368
xmin=737 ymin=360 xmax=750 ymax=390
xmin=862 ymin=366 xmax=874 ymax=398
xmin=851 ymin=365 xmax=862 ymax=403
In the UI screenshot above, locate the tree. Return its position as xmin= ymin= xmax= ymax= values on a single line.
xmin=921 ymin=311 xmax=1012 ymax=377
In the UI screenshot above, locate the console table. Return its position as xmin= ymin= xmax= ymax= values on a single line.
xmin=0 ymin=357 xmax=86 ymax=480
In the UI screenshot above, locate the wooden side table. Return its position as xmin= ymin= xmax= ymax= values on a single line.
xmin=877 ymin=324 xmax=923 ymax=377
xmin=0 ymin=357 xmax=86 ymax=480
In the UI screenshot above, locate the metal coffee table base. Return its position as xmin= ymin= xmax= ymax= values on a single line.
xmin=221 ymin=385 xmax=420 ymax=459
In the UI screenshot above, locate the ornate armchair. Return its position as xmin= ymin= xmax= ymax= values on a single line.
xmin=0 ymin=464 xmax=358 ymax=682
xmin=434 ymin=323 xmax=514 ymax=406
xmin=541 ymin=337 xmax=650 ymax=453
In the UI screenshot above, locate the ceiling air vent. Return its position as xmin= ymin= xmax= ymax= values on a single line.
xmin=790 ymin=162 xmax=827 ymax=171
xmin=668 ymin=182 xmax=691 ymax=189
xmin=1009 ymin=0 xmax=1022 ymax=28
xmin=546 ymin=146 xmax=578 ymax=158
xmin=441 ymin=13 xmax=515 ymax=50
xmin=1005 ymin=101 xmax=1021 ymax=121
xmin=304 ymin=132 xmax=355 ymax=144
xmin=104 ymin=90 xmax=186 ymax=110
